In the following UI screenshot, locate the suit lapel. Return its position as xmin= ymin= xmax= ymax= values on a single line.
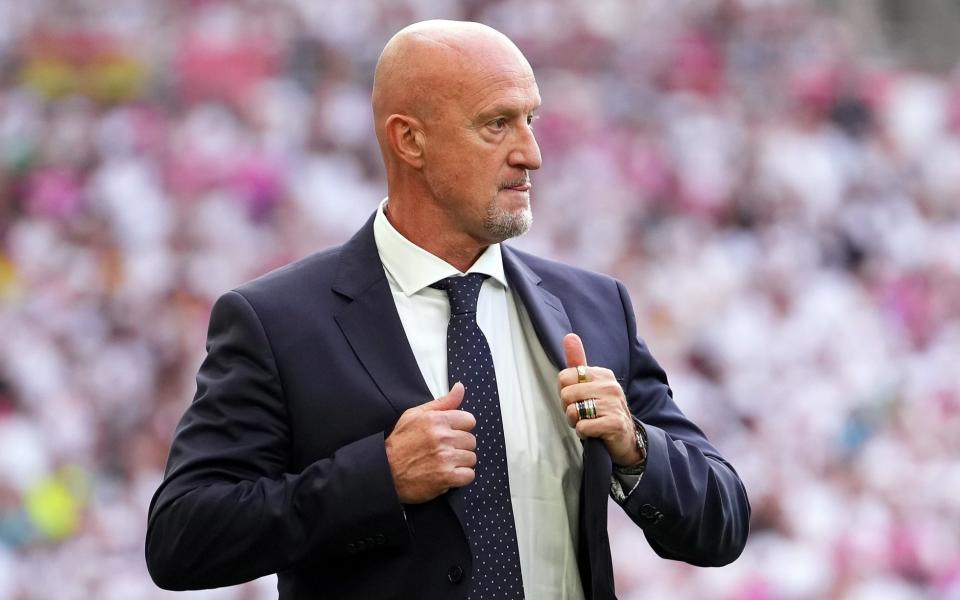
xmin=332 ymin=214 xmax=432 ymax=417
xmin=333 ymin=231 xmax=573 ymax=416
xmin=503 ymin=246 xmax=614 ymax=598
xmin=501 ymin=247 xmax=571 ymax=371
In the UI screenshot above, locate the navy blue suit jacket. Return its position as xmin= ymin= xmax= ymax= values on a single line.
xmin=146 ymin=213 xmax=749 ymax=599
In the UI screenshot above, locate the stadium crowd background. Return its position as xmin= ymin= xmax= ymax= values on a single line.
xmin=1 ymin=0 xmax=959 ymax=598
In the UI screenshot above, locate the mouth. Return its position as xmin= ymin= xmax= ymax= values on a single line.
xmin=501 ymin=180 xmax=531 ymax=192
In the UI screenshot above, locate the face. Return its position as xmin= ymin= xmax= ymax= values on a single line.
xmin=421 ymin=49 xmax=542 ymax=244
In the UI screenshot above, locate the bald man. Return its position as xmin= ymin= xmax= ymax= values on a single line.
xmin=146 ymin=21 xmax=749 ymax=600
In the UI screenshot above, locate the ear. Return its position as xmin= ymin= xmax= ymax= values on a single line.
xmin=384 ymin=114 xmax=426 ymax=169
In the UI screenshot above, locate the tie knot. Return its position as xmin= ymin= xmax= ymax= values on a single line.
xmin=431 ymin=273 xmax=489 ymax=315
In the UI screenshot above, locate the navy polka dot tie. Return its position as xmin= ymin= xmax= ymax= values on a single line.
xmin=432 ymin=273 xmax=525 ymax=599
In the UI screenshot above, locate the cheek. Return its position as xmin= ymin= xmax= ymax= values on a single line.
xmin=425 ymin=137 xmax=502 ymax=198
xmin=423 ymin=143 xmax=458 ymax=183
xmin=451 ymin=159 xmax=496 ymax=194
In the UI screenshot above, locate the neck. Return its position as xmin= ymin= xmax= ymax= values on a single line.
xmin=384 ymin=196 xmax=490 ymax=273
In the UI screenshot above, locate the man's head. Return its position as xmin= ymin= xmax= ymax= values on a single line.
xmin=372 ymin=20 xmax=541 ymax=248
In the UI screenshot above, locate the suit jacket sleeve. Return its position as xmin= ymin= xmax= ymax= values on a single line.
xmin=145 ymin=290 xmax=410 ymax=590
xmin=614 ymin=281 xmax=750 ymax=566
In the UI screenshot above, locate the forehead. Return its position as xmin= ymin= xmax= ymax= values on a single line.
xmin=458 ymin=57 xmax=541 ymax=117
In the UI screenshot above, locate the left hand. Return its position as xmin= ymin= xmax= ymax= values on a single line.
xmin=559 ymin=333 xmax=643 ymax=467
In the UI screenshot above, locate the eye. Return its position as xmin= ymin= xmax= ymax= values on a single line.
xmin=527 ymin=114 xmax=539 ymax=127
xmin=489 ymin=117 xmax=508 ymax=131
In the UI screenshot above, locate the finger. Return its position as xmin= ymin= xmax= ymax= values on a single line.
xmin=559 ymin=384 xmax=586 ymax=407
xmin=580 ymin=395 xmax=631 ymax=421
xmin=563 ymin=368 xmax=610 ymax=391
xmin=444 ymin=408 xmax=476 ymax=431
xmin=574 ymin=415 xmax=620 ymax=439
xmin=564 ymin=333 xmax=588 ymax=368
xmin=559 ymin=382 xmax=610 ymax=407
xmin=450 ymin=449 xmax=477 ymax=468
xmin=425 ymin=382 xmax=465 ymax=412
xmin=450 ymin=431 xmax=477 ymax=451
xmin=563 ymin=397 xmax=617 ymax=427
xmin=558 ymin=367 xmax=579 ymax=389
xmin=558 ymin=367 xmax=594 ymax=389
xmin=448 ymin=466 xmax=476 ymax=488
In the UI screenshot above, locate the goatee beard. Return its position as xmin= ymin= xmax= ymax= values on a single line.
xmin=483 ymin=198 xmax=532 ymax=241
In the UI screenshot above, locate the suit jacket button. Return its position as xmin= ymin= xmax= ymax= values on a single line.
xmin=447 ymin=565 xmax=464 ymax=584
xmin=374 ymin=534 xmax=386 ymax=545
xmin=640 ymin=504 xmax=658 ymax=521
xmin=346 ymin=543 xmax=356 ymax=554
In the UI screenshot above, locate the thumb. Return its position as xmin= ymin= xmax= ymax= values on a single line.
xmin=426 ymin=382 xmax=465 ymax=411
xmin=563 ymin=333 xmax=588 ymax=368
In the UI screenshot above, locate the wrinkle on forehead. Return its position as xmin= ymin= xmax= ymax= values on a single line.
xmin=465 ymin=73 xmax=540 ymax=120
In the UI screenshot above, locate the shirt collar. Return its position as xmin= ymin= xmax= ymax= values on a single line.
xmin=373 ymin=198 xmax=508 ymax=296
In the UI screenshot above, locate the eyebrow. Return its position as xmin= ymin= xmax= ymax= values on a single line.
xmin=477 ymin=102 xmax=541 ymax=122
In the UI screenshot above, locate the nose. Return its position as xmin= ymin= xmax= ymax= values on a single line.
xmin=508 ymin=123 xmax=542 ymax=171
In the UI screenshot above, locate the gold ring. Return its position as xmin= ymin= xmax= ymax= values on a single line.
xmin=576 ymin=365 xmax=588 ymax=383
xmin=575 ymin=399 xmax=598 ymax=420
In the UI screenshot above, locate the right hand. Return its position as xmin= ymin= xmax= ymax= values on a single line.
xmin=385 ymin=382 xmax=477 ymax=504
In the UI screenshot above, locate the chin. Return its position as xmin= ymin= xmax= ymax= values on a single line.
xmin=484 ymin=204 xmax=532 ymax=241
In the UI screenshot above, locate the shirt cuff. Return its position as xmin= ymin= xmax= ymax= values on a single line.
xmin=610 ymin=417 xmax=648 ymax=503
xmin=610 ymin=466 xmax=644 ymax=503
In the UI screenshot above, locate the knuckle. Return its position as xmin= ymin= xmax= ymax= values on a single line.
xmin=428 ymin=424 xmax=450 ymax=444
xmin=429 ymin=448 xmax=446 ymax=466
xmin=602 ymin=381 xmax=622 ymax=395
xmin=446 ymin=451 xmax=459 ymax=465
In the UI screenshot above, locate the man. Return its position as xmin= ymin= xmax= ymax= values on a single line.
xmin=146 ymin=20 xmax=749 ymax=600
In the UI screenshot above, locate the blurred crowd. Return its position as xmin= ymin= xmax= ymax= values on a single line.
xmin=1 ymin=0 xmax=959 ymax=598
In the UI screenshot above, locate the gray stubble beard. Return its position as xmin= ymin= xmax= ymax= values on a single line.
xmin=483 ymin=194 xmax=533 ymax=242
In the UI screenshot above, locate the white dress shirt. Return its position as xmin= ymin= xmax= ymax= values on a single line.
xmin=373 ymin=200 xmax=585 ymax=600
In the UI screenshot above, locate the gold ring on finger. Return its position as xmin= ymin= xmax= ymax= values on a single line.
xmin=576 ymin=365 xmax=588 ymax=383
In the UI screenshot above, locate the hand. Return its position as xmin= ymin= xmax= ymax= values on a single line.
xmin=385 ymin=382 xmax=477 ymax=504
xmin=558 ymin=333 xmax=643 ymax=467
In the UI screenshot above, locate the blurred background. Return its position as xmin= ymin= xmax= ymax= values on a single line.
xmin=1 ymin=0 xmax=959 ymax=598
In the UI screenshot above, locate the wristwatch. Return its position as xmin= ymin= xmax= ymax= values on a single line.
xmin=617 ymin=417 xmax=648 ymax=475
xmin=611 ymin=417 xmax=648 ymax=501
